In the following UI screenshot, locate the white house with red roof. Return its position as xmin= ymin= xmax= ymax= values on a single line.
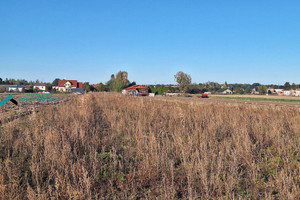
xmin=52 ymin=79 xmax=83 ymax=92
xmin=122 ymin=85 xmax=149 ymax=96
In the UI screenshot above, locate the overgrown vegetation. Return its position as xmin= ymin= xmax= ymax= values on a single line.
xmin=0 ymin=93 xmax=299 ymax=199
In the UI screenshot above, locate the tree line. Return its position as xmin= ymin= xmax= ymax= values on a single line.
xmin=1 ymin=71 xmax=299 ymax=94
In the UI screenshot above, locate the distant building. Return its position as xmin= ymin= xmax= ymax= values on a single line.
xmin=52 ymin=79 xmax=83 ymax=92
xmin=7 ymin=85 xmax=25 ymax=92
xmin=295 ymin=90 xmax=300 ymax=97
xmin=122 ymin=85 xmax=149 ymax=96
xmin=275 ymin=86 xmax=285 ymax=95
xmin=92 ymin=84 xmax=99 ymax=90
xmin=267 ymin=88 xmax=276 ymax=94
xmin=250 ymin=86 xmax=259 ymax=95
xmin=217 ymin=88 xmax=233 ymax=94
xmin=33 ymin=83 xmax=46 ymax=91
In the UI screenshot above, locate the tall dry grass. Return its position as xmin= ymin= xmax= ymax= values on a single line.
xmin=0 ymin=92 xmax=299 ymax=199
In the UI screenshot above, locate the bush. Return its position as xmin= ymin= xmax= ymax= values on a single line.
xmin=0 ymin=86 xmax=6 ymax=93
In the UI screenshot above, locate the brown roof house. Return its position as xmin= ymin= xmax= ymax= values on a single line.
xmin=33 ymin=83 xmax=47 ymax=91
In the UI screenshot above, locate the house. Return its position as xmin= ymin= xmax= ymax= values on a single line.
xmin=295 ymin=90 xmax=300 ymax=97
xmin=267 ymin=88 xmax=276 ymax=94
xmin=52 ymin=79 xmax=83 ymax=92
xmin=33 ymin=83 xmax=46 ymax=91
xmin=217 ymin=88 xmax=233 ymax=94
xmin=274 ymin=86 xmax=285 ymax=95
xmin=7 ymin=85 xmax=25 ymax=92
xmin=122 ymin=85 xmax=149 ymax=96
xmin=250 ymin=86 xmax=259 ymax=95
xmin=92 ymin=84 xmax=98 ymax=89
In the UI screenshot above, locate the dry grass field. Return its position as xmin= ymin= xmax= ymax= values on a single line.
xmin=0 ymin=92 xmax=299 ymax=199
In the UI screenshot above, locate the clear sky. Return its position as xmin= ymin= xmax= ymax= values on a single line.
xmin=0 ymin=0 xmax=299 ymax=85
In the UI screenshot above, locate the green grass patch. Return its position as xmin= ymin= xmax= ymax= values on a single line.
xmin=213 ymin=96 xmax=300 ymax=103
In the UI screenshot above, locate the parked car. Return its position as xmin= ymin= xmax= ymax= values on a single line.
xmin=197 ymin=94 xmax=209 ymax=98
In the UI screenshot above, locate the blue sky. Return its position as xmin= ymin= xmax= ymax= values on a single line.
xmin=0 ymin=0 xmax=299 ymax=85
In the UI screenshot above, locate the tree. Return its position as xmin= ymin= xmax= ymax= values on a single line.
xmin=245 ymin=86 xmax=251 ymax=94
xmin=52 ymin=78 xmax=60 ymax=86
xmin=96 ymin=83 xmax=107 ymax=91
xmin=186 ymin=84 xmax=201 ymax=94
xmin=128 ymin=81 xmax=136 ymax=87
xmin=258 ymin=85 xmax=267 ymax=94
xmin=235 ymin=88 xmax=244 ymax=94
xmin=174 ymin=71 xmax=191 ymax=92
xmin=0 ymin=78 xmax=3 ymax=84
xmin=0 ymin=86 xmax=5 ymax=93
xmin=46 ymin=83 xmax=52 ymax=92
xmin=29 ymin=81 xmax=34 ymax=89
xmin=284 ymin=82 xmax=291 ymax=90
xmin=83 ymin=82 xmax=92 ymax=92
xmin=111 ymin=71 xmax=130 ymax=92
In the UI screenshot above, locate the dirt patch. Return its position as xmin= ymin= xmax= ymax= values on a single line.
xmin=0 ymin=93 xmax=76 ymax=123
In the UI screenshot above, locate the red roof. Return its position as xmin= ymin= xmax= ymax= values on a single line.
xmin=77 ymin=82 xmax=83 ymax=88
xmin=58 ymin=79 xmax=82 ymax=88
xmin=92 ymin=84 xmax=98 ymax=89
xmin=125 ymin=85 xmax=148 ymax=91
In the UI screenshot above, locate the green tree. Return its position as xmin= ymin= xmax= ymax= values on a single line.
xmin=96 ymin=83 xmax=107 ymax=91
xmin=245 ymin=86 xmax=251 ymax=94
xmin=29 ymin=81 xmax=34 ymax=89
xmin=284 ymin=82 xmax=291 ymax=90
xmin=258 ymin=85 xmax=267 ymax=94
xmin=46 ymin=83 xmax=52 ymax=92
xmin=111 ymin=71 xmax=130 ymax=92
xmin=105 ymin=74 xmax=115 ymax=91
xmin=174 ymin=71 xmax=191 ymax=92
xmin=83 ymin=82 xmax=92 ymax=92
xmin=52 ymin=78 xmax=60 ymax=86
xmin=0 ymin=86 xmax=6 ymax=93
xmin=235 ymin=88 xmax=244 ymax=94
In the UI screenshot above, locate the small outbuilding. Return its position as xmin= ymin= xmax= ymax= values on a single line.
xmin=217 ymin=88 xmax=233 ymax=95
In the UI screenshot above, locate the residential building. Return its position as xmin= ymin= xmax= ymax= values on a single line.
xmin=52 ymin=79 xmax=83 ymax=92
xmin=217 ymin=88 xmax=233 ymax=94
xmin=250 ymin=86 xmax=259 ymax=95
xmin=33 ymin=83 xmax=46 ymax=91
xmin=7 ymin=85 xmax=25 ymax=92
xmin=295 ymin=90 xmax=300 ymax=97
xmin=275 ymin=86 xmax=285 ymax=95
xmin=267 ymin=88 xmax=276 ymax=94
xmin=122 ymin=85 xmax=149 ymax=96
